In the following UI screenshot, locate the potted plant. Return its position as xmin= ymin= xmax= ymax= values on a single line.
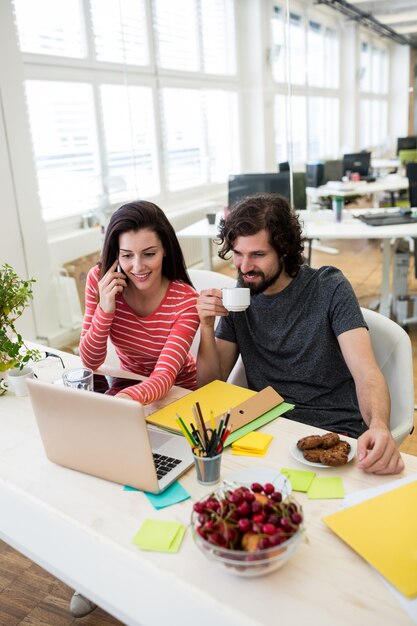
xmin=0 ymin=263 xmax=41 ymax=374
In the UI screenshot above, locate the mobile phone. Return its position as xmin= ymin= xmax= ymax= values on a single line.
xmin=117 ymin=263 xmax=122 ymax=273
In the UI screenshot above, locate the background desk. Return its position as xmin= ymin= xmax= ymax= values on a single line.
xmin=0 ymin=347 xmax=416 ymax=625
xmin=307 ymin=175 xmax=408 ymax=208
xmin=177 ymin=216 xmax=220 ymax=270
xmin=300 ymin=208 xmax=417 ymax=317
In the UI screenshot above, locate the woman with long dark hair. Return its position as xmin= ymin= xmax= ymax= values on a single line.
xmin=79 ymin=200 xmax=199 ymax=405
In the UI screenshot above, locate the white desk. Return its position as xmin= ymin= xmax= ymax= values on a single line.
xmin=178 ymin=216 xmax=220 ymax=270
xmin=371 ymin=158 xmax=401 ymax=172
xmin=1 ymin=347 xmax=417 ymax=626
xmin=307 ymin=175 xmax=408 ymax=208
xmin=300 ymin=208 xmax=417 ymax=317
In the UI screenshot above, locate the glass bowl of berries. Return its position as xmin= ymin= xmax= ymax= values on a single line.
xmin=191 ymin=481 xmax=304 ymax=577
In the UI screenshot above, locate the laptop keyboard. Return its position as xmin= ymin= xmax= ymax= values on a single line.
xmin=152 ymin=453 xmax=182 ymax=480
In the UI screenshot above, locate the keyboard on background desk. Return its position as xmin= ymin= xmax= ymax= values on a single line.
xmin=355 ymin=211 xmax=417 ymax=226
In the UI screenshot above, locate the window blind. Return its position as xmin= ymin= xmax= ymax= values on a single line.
xmin=90 ymin=0 xmax=149 ymax=66
xmin=153 ymin=0 xmax=236 ymax=74
xmin=25 ymin=80 xmax=102 ymax=220
xmin=100 ymin=84 xmax=160 ymax=202
xmin=13 ymin=0 xmax=86 ymax=58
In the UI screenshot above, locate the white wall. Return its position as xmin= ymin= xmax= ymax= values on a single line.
xmin=0 ymin=2 xmax=61 ymax=343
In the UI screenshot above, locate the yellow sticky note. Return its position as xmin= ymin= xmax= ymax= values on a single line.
xmin=231 ymin=449 xmax=267 ymax=457
xmin=231 ymin=431 xmax=273 ymax=454
xmin=132 ymin=519 xmax=186 ymax=553
xmin=323 ymin=480 xmax=417 ymax=599
xmin=307 ymin=477 xmax=344 ymax=499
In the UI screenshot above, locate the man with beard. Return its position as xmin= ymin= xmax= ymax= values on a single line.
xmin=196 ymin=193 xmax=403 ymax=475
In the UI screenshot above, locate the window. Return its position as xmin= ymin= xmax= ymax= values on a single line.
xmin=90 ymin=0 xmax=149 ymax=66
xmin=153 ymin=0 xmax=236 ymax=74
xmin=274 ymin=95 xmax=307 ymax=165
xmin=360 ymin=37 xmax=389 ymax=150
xmin=161 ymin=88 xmax=239 ymax=191
xmin=100 ymin=85 xmax=159 ymax=202
xmin=12 ymin=0 xmax=238 ymax=221
xmin=14 ymin=0 xmax=86 ymax=58
xmin=25 ymin=81 xmax=101 ymax=220
xmin=271 ymin=4 xmax=340 ymax=165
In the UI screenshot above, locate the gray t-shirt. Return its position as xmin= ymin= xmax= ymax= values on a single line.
xmin=215 ymin=265 xmax=368 ymax=438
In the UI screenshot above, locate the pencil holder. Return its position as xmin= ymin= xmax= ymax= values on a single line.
xmin=193 ymin=452 xmax=222 ymax=485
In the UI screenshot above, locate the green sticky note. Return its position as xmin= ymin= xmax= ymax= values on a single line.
xmin=132 ymin=519 xmax=186 ymax=552
xmin=281 ymin=468 xmax=316 ymax=492
xmin=307 ymin=476 xmax=345 ymax=499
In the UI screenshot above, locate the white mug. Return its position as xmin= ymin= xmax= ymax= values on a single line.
xmin=0 ymin=366 xmax=34 ymax=397
xmin=222 ymin=287 xmax=251 ymax=312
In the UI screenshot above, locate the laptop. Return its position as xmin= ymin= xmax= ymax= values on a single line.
xmin=355 ymin=211 xmax=417 ymax=227
xmin=26 ymin=376 xmax=193 ymax=493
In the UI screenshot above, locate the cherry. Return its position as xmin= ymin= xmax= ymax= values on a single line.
xmin=280 ymin=516 xmax=292 ymax=529
xmin=193 ymin=502 xmax=206 ymax=513
xmin=242 ymin=490 xmax=255 ymax=503
xmin=291 ymin=512 xmax=303 ymax=525
xmin=253 ymin=513 xmax=266 ymax=524
xmin=229 ymin=491 xmax=243 ymax=505
xmin=258 ymin=536 xmax=271 ymax=550
xmin=251 ymin=501 xmax=262 ymax=514
xmin=262 ymin=523 xmax=277 ymax=535
xmin=251 ymin=482 xmax=263 ymax=492
xmin=238 ymin=518 xmax=251 ymax=533
xmin=263 ymin=483 xmax=275 ymax=495
xmin=237 ymin=501 xmax=251 ymax=516
xmin=271 ymin=491 xmax=283 ymax=503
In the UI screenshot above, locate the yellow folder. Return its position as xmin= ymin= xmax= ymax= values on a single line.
xmin=323 ymin=480 xmax=417 ymax=598
xmin=145 ymin=380 xmax=283 ymax=436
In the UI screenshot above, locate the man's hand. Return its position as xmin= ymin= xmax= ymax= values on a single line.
xmin=196 ymin=288 xmax=228 ymax=328
xmin=357 ymin=425 xmax=404 ymax=475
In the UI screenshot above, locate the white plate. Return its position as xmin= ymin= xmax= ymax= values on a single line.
xmin=223 ymin=467 xmax=292 ymax=497
xmin=290 ymin=439 xmax=355 ymax=468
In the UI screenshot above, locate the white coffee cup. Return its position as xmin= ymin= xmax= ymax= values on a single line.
xmin=222 ymin=287 xmax=251 ymax=312
xmin=0 ymin=366 xmax=34 ymax=397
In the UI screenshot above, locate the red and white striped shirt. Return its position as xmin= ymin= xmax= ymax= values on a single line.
xmin=79 ymin=265 xmax=199 ymax=405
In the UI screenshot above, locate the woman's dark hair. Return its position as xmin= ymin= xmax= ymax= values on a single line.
xmin=99 ymin=201 xmax=192 ymax=285
xmin=217 ymin=193 xmax=304 ymax=277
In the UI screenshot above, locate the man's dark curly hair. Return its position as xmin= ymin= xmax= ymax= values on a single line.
xmin=217 ymin=193 xmax=304 ymax=277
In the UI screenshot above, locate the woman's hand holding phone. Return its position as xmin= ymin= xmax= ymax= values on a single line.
xmin=98 ymin=260 xmax=127 ymax=314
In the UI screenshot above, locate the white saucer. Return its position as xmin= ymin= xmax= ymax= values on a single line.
xmin=290 ymin=440 xmax=355 ymax=468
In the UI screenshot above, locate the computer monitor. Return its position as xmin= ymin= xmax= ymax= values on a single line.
xmin=228 ymin=172 xmax=291 ymax=207
xmin=397 ymin=136 xmax=417 ymax=154
xmin=342 ymin=152 xmax=371 ymax=178
xmin=323 ymin=159 xmax=344 ymax=183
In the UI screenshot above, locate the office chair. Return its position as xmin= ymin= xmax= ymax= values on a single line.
xmin=228 ymin=307 xmax=414 ymax=446
xmin=292 ymin=172 xmax=307 ymax=211
xmin=187 ymin=268 xmax=236 ymax=357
